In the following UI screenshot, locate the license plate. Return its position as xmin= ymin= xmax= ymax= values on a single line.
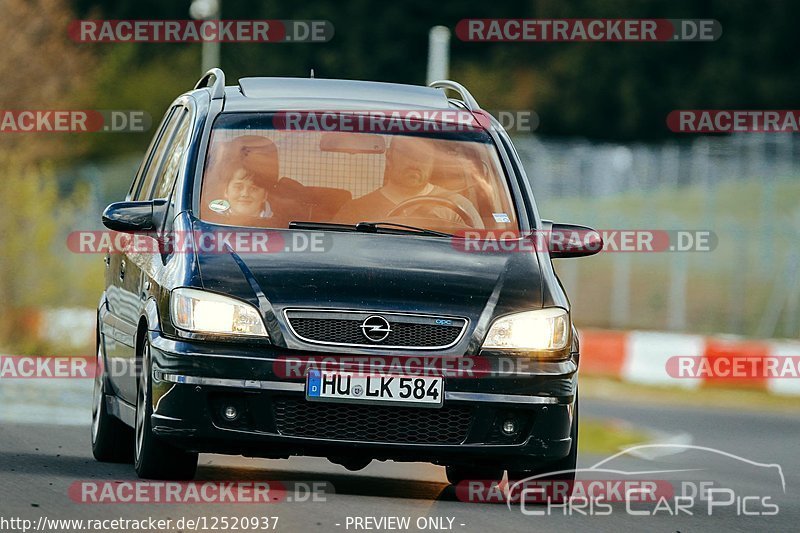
xmin=305 ymin=370 xmax=443 ymax=407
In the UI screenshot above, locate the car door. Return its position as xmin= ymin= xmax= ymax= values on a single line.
xmin=107 ymin=107 xmax=181 ymax=403
xmin=120 ymin=107 xmax=192 ymax=401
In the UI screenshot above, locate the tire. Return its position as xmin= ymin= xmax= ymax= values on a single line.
xmin=91 ymin=342 xmax=134 ymax=463
xmin=134 ymin=335 xmax=198 ymax=480
xmin=445 ymin=465 xmax=504 ymax=485
xmin=506 ymin=392 xmax=579 ymax=503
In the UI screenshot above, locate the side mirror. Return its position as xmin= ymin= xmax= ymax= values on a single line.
xmin=547 ymin=222 xmax=603 ymax=258
xmin=102 ymin=200 xmax=168 ymax=232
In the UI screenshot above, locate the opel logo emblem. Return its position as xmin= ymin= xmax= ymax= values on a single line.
xmin=360 ymin=315 xmax=392 ymax=342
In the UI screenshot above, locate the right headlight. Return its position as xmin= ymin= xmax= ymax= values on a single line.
xmin=170 ymin=287 xmax=268 ymax=338
xmin=481 ymin=308 xmax=570 ymax=354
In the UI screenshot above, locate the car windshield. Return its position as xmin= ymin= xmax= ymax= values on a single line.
xmin=199 ymin=112 xmax=520 ymax=234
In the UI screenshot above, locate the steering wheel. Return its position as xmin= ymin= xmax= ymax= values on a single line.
xmin=387 ymin=196 xmax=482 ymax=228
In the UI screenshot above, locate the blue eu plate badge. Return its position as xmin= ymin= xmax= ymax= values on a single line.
xmin=307 ymin=369 xmax=321 ymax=397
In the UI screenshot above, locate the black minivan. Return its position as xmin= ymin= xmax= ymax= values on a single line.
xmin=91 ymin=69 xmax=600 ymax=486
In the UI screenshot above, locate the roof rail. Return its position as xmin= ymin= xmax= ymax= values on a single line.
xmin=194 ymin=68 xmax=226 ymax=100
xmin=428 ymin=80 xmax=481 ymax=111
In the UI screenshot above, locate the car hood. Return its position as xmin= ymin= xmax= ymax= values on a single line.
xmin=194 ymin=223 xmax=543 ymax=352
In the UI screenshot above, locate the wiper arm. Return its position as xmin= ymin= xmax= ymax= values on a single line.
xmin=355 ymin=221 xmax=453 ymax=238
xmin=289 ymin=220 xmax=453 ymax=238
xmin=289 ymin=221 xmax=358 ymax=231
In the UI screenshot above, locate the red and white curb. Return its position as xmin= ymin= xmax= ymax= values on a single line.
xmin=580 ymin=329 xmax=800 ymax=396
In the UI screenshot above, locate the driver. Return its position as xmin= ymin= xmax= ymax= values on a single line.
xmin=334 ymin=136 xmax=481 ymax=226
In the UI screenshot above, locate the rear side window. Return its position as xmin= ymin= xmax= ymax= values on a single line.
xmin=152 ymin=109 xmax=191 ymax=199
xmin=127 ymin=108 xmax=171 ymax=199
xmin=134 ymin=108 xmax=181 ymax=201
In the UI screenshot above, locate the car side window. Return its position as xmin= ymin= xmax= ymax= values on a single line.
xmin=134 ymin=108 xmax=181 ymax=201
xmin=127 ymin=107 xmax=177 ymax=200
xmin=152 ymin=109 xmax=191 ymax=200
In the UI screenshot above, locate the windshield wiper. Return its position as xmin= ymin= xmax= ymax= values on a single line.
xmin=289 ymin=221 xmax=358 ymax=231
xmin=354 ymin=221 xmax=453 ymax=238
xmin=289 ymin=220 xmax=453 ymax=238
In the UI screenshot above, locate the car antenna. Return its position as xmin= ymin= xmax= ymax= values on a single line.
xmin=310 ymin=68 xmax=315 ymax=79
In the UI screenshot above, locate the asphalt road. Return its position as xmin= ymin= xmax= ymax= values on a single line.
xmin=0 ymin=379 xmax=797 ymax=532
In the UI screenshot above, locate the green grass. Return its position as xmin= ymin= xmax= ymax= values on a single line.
xmin=579 ymin=417 xmax=650 ymax=455
xmin=581 ymin=375 xmax=800 ymax=414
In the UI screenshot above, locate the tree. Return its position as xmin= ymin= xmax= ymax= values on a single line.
xmin=0 ymin=0 xmax=96 ymax=350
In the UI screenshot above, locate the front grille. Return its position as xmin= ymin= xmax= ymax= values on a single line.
xmin=284 ymin=310 xmax=467 ymax=348
xmin=272 ymin=397 xmax=472 ymax=444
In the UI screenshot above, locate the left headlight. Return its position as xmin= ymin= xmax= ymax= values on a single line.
xmin=481 ymin=308 xmax=569 ymax=353
xmin=170 ymin=287 xmax=268 ymax=337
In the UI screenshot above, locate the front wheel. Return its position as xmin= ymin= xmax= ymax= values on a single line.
xmin=506 ymin=393 xmax=579 ymax=503
xmin=134 ymin=335 xmax=198 ymax=480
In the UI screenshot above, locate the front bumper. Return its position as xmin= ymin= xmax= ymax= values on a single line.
xmin=147 ymin=332 xmax=578 ymax=469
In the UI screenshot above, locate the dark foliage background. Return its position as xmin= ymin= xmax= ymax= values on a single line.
xmin=67 ymin=0 xmax=800 ymax=153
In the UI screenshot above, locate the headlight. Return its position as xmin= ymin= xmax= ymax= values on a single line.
xmin=170 ymin=288 xmax=268 ymax=337
xmin=482 ymin=308 xmax=569 ymax=352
